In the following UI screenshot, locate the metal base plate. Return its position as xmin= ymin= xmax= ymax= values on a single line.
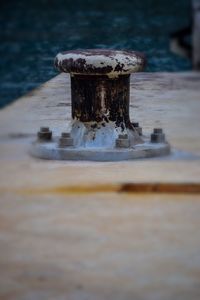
xmin=30 ymin=137 xmax=170 ymax=161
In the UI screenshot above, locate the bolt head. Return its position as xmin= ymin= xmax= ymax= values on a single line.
xmin=61 ymin=132 xmax=71 ymax=138
xmin=59 ymin=132 xmax=73 ymax=147
xmin=153 ymin=128 xmax=163 ymax=134
xmin=151 ymin=133 xmax=165 ymax=143
xmin=37 ymin=129 xmax=52 ymax=141
xmin=118 ymin=134 xmax=128 ymax=139
xmin=40 ymin=127 xmax=50 ymax=133
xmin=116 ymin=137 xmax=130 ymax=148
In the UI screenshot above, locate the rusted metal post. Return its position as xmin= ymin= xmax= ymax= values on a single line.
xmin=55 ymin=50 xmax=145 ymax=127
xmin=30 ymin=49 xmax=170 ymax=161
xmin=54 ymin=49 xmax=145 ymax=148
xmin=70 ymin=74 xmax=130 ymax=127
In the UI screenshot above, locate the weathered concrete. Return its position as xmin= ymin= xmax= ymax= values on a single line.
xmin=0 ymin=72 xmax=200 ymax=300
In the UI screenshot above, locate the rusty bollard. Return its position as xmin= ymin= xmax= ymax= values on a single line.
xmin=54 ymin=49 xmax=146 ymax=148
xmin=30 ymin=49 xmax=170 ymax=161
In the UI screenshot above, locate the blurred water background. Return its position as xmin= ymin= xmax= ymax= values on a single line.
xmin=0 ymin=0 xmax=191 ymax=108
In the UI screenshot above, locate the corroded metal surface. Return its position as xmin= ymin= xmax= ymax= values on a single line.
xmin=55 ymin=49 xmax=146 ymax=144
xmin=31 ymin=49 xmax=170 ymax=161
xmin=71 ymin=74 xmax=130 ymax=126
xmin=55 ymin=49 xmax=146 ymax=76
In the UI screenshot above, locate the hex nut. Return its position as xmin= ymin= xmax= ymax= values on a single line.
xmin=118 ymin=134 xmax=128 ymax=139
xmin=59 ymin=132 xmax=74 ymax=147
xmin=153 ymin=128 xmax=163 ymax=134
xmin=116 ymin=134 xmax=130 ymax=148
xmin=61 ymin=132 xmax=71 ymax=138
xmin=151 ymin=128 xmax=165 ymax=143
xmin=37 ymin=127 xmax=52 ymax=141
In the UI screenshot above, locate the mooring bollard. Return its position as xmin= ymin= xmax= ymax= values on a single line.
xmin=55 ymin=49 xmax=145 ymax=125
xmin=30 ymin=49 xmax=170 ymax=161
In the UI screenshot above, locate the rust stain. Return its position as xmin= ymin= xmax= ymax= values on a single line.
xmin=1 ymin=183 xmax=200 ymax=196
xmin=47 ymin=184 xmax=117 ymax=194
xmin=55 ymin=49 xmax=146 ymax=75
xmin=119 ymin=183 xmax=200 ymax=194
xmin=71 ymin=74 xmax=131 ymax=126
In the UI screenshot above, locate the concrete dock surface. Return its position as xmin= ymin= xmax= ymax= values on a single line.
xmin=0 ymin=72 xmax=200 ymax=300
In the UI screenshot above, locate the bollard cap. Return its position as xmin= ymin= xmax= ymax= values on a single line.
xmin=55 ymin=49 xmax=146 ymax=77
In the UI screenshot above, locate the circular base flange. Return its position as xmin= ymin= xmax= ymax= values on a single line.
xmin=30 ymin=137 xmax=170 ymax=161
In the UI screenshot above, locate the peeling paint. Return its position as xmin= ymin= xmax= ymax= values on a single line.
xmin=55 ymin=49 xmax=146 ymax=77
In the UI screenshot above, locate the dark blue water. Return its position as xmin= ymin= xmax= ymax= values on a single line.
xmin=0 ymin=0 xmax=191 ymax=108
